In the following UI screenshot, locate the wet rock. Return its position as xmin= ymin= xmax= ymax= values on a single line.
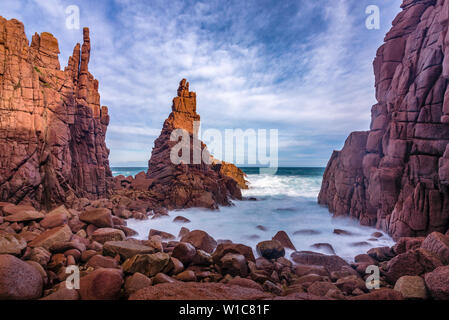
xmin=181 ymin=230 xmax=217 ymax=253
xmin=0 ymin=254 xmax=43 ymax=300
xmin=79 ymin=268 xmax=123 ymax=300
xmin=311 ymin=243 xmax=336 ymax=255
xmin=294 ymin=264 xmax=329 ymax=277
xmin=291 ymin=251 xmax=351 ymax=273
xmin=149 ymin=229 xmax=175 ymax=240
xmin=293 ymin=229 xmax=321 ymax=236
xmin=371 ymin=232 xmax=383 ymax=238
xmin=256 ymin=240 xmax=285 ymax=259
xmin=172 ymin=242 xmax=197 ymax=265
xmin=256 ymin=225 xmax=267 ymax=231
xmin=394 ymin=276 xmax=427 ymax=300
xmin=173 ymin=216 xmax=190 ymax=223
xmin=212 ymin=243 xmax=255 ymax=264
xmin=333 ymin=229 xmax=353 ymax=236
xmin=219 ymin=253 xmax=248 ymax=277
xmin=178 ymin=227 xmax=190 ymax=238
xmin=272 ymin=231 xmax=296 ymax=250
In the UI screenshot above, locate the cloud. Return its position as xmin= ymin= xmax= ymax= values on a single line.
xmin=0 ymin=0 xmax=403 ymax=167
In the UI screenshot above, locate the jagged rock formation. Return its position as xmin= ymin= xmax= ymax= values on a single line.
xmin=319 ymin=0 xmax=449 ymax=240
xmin=0 ymin=17 xmax=111 ymax=208
xmin=145 ymin=79 xmax=246 ymax=209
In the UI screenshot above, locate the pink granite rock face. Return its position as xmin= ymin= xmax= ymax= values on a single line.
xmin=0 ymin=18 xmax=112 ymax=209
xmin=319 ymin=0 xmax=449 ymax=239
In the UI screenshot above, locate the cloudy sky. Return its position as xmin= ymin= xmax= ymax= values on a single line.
xmin=0 ymin=0 xmax=403 ymax=167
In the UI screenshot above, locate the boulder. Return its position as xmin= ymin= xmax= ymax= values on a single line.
xmin=212 ymin=243 xmax=255 ymax=264
xmin=124 ymin=273 xmax=152 ymax=296
xmin=291 ymin=251 xmax=351 ymax=273
xmin=149 ymin=229 xmax=175 ymax=240
xmin=307 ymin=281 xmax=339 ymax=297
xmin=181 ymin=230 xmax=217 ymax=253
xmin=91 ymin=228 xmax=126 ymax=244
xmin=219 ymin=253 xmax=248 ymax=277
xmin=421 ymin=232 xmax=449 ymax=265
xmin=272 ymin=231 xmax=296 ymax=250
xmin=394 ymin=276 xmax=428 ymax=300
xmin=4 ymin=210 xmax=44 ymax=223
xmin=79 ymin=268 xmax=123 ymax=300
xmin=28 ymin=225 xmax=73 ymax=250
xmin=424 ymin=266 xmax=449 ymax=300
xmin=386 ymin=248 xmax=443 ymax=283
xmin=79 ymin=208 xmax=113 ymax=228
xmin=86 ymin=255 xmax=120 ymax=269
xmin=103 ymin=241 xmax=156 ymax=260
xmin=171 ymin=242 xmax=197 ymax=265
xmin=349 ymin=288 xmax=404 ymax=300
xmin=256 ymin=240 xmax=285 ymax=259
xmin=0 ymin=231 xmax=27 ymax=255
xmin=0 ymin=254 xmax=43 ymax=299
xmin=122 ymin=252 xmax=170 ymax=277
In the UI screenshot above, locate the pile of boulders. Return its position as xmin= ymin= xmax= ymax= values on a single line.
xmin=1 ymin=200 xmax=449 ymax=300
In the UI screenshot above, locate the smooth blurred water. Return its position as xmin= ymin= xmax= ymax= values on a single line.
xmin=112 ymin=167 xmax=394 ymax=262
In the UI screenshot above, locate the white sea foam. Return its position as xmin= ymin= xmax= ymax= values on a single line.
xmin=126 ymin=172 xmax=395 ymax=262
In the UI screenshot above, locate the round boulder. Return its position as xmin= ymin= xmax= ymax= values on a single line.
xmin=0 ymin=254 xmax=43 ymax=299
xmin=256 ymin=240 xmax=285 ymax=259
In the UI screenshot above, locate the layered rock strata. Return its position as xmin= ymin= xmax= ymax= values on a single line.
xmin=0 ymin=18 xmax=112 ymax=208
xmin=319 ymin=0 xmax=449 ymax=239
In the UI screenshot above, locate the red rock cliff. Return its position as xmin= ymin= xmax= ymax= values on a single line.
xmin=319 ymin=0 xmax=449 ymax=240
xmin=146 ymin=79 xmax=245 ymax=209
xmin=0 ymin=17 xmax=111 ymax=208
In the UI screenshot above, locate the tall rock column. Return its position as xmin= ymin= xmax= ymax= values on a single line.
xmin=147 ymin=79 xmax=245 ymax=209
xmin=319 ymin=0 xmax=449 ymax=239
xmin=0 ymin=17 xmax=112 ymax=208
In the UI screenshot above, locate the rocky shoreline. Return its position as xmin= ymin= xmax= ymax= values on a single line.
xmin=1 ymin=200 xmax=449 ymax=300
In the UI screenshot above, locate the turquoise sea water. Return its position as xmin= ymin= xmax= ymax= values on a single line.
xmin=111 ymin=167 xmax=394 ymax=262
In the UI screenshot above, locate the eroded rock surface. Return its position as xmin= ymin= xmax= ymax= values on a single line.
xmin=319 ymin=0 xmax=449 ymax=239
xmin=0 ymin=17 xmax=111 ymax=209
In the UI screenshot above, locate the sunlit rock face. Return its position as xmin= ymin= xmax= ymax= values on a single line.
xmin=146 ymin=79 xmax=245 ymax=209
xmin=319 ymin=0 xmax=449 ymax=240
xmin=0 ymin=17 xmax=112 ymax=208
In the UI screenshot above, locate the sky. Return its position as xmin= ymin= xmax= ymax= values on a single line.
xmin=0 ymin=0 xmax=403 ymax=167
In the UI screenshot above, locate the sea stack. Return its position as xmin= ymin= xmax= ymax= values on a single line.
xmin=319 ymin=0 xmax=449 ymax=239
xmin=0 ymin=18 xmax=111 ymax=209
xmin=146 ymin=79 xmax=247 ymax=209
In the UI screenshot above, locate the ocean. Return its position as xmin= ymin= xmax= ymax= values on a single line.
xmin=111 ymin=167 xmax=394 ymax=262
